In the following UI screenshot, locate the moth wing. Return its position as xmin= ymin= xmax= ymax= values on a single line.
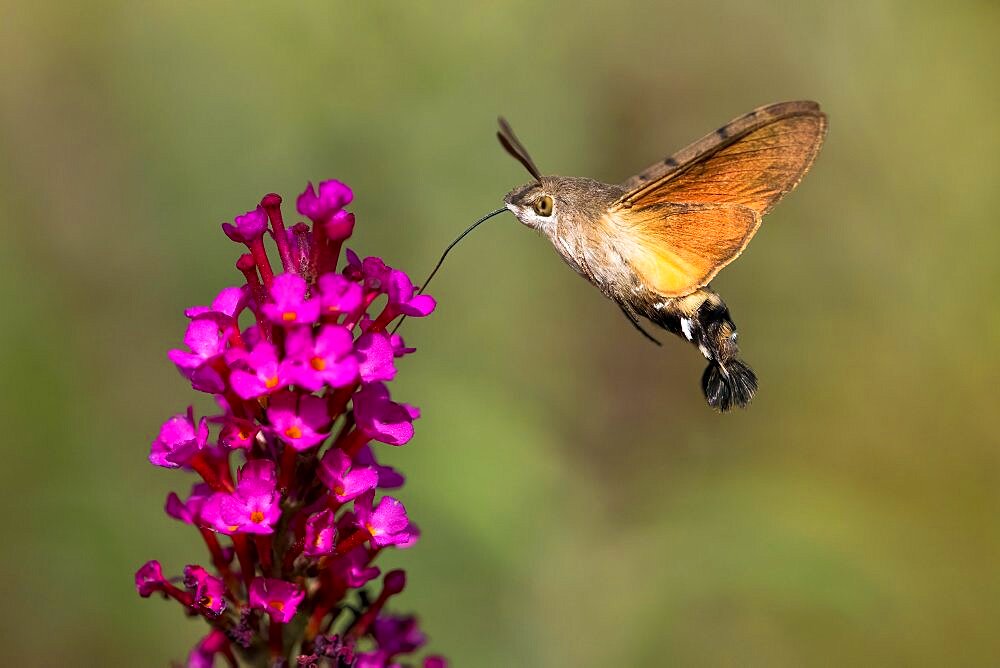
xmin=616 ymin=100 xmax=827 ymax=216
xmin=612 ymin=202 xmax=760 ymax=297
xmin=610 ymin=101 xmax=825 ymax=296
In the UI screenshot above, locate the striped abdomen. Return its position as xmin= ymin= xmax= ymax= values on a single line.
xmin=641 ymin=287 xmax=758 ymax=411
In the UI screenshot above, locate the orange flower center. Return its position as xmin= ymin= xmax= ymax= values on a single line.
xmin=284 ymin=425 xmax=303 ymax=439
xmin=310 ymin=356 xmax=326 ymax=371
xmin=281 ymin=311 xmax=297 ymax=322
xmin=265 ymin=376 xmax=279 ymax=389
xmin=270 ymin=600 xmax=285 ymax=612
xmin=250 ymin=510 xmax=265 ymax=524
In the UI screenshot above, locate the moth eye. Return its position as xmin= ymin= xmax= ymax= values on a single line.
xmin=533 ymin=195 xmax=553 ymax=217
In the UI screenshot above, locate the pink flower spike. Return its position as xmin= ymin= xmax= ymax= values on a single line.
xmin=285 ymin=325 xmax=359 ymax=391
xmin=356 ymin=332 xmax=397 ymax=383
xmin=353 ymin=383 xmax=419 ymax=446
xmin=267 ymin=390 xmax=330 ymax=451
xmin=149 ymin=408 xmax=209 ymax=469
xmin=249 ymin=577 xmax=304 ymax=623
xmin=222 ymin=207 xmax=268 ymax=244
xmin=318 ymin=449 xmax=378 ymax=502
xmin=354 ymin=492 xmax=413 ymax=548
xmin=183 ymin=565 xmax=227 ymax=617
xmin=135 ymin=560 xmax=168 ymax=597
xmin=228 ymin=340 xmax=291 ymax=400
xmin=303 ymin=509 xmax=337 ymax=557
xmin=317 ymin=273 xmax=363 ymax=317
xmin=262 ymin=273 xmax=320 ymax=326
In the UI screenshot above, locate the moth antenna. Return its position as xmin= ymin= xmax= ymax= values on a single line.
xmin=390 ymin=207 xmax=509 ymax=335
xmin=497 ymin=116 xmax=543 ymax=181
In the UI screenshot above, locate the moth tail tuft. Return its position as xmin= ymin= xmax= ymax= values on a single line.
xmin=701 ymin=358 xmax=757 ymax=412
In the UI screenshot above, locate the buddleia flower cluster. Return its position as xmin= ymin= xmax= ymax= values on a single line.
xmin=135 ymin=181 xmax=446 ymax=667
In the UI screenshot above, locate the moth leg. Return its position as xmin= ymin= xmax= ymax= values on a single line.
xmin=616 ymin=302 xmax=662 ymax=346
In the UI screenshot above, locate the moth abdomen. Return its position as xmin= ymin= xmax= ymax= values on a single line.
xmin=641 ymin=288 xmax=757 ymax=411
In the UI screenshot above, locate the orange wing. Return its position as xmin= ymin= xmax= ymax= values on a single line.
xmin=612 ymin=101 xmax=826 ymax=296
xmin=615 ymin=202 xmax=760 ymax=297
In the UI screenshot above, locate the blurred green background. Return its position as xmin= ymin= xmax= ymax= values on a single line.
xmin=2 ymin=1 xmax=998 ymax=665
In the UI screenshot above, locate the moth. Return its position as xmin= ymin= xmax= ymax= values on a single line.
xmin=499 ymin=101 xmax=827 ymax=411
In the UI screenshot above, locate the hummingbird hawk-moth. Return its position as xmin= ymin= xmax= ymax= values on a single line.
xmin=499 ymin=101 xmax=827 ymax=411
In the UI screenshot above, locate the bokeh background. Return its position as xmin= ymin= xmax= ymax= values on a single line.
xmin=2 ymin=1 xmax=998 ymax=665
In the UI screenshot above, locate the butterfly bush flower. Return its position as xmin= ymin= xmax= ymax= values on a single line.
xmin=136 ymin=181 xmax=446 ymax=667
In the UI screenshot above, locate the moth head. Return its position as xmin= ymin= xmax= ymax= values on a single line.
xmin=497 ymin=116 xmax=557 ymax=229
xmin=503 ymin=179 xmax=558 ymax=230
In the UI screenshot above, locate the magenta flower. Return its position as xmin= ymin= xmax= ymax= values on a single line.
xmin=354 ymin=382 xmax=420 ymax=446
xmin=318 ymin=273 xmax=363 ymax=317
xmin=249 ymin=577 xmax=304 ymax=623
xmin=184 ymin=285 xmax=247 ymax=332
xmin=217 ymin=416 xmax=260 ymax=450
xmin=319 ymin=448 xmax=379 ymax=502
xmin=390 ymin=333 xmax=417 ymax=358
xmin=137 ymin=181 xmax=446 ymax=665
xmin=355 ymin=492 xmax=414 ymax=548
xmin=197 ymin=492 xmax=238 ymax=535
xmin=167 ymin=319 xmax=227 ymax=393
xmin=148 ymin=408 xmax=209 ymax=469
xmin=303 ymin=509 xmax=338 ymax=557
xmin=372 ymin=613 xmax=427 ymax=658
xmin=262 ymin=273 xmax=320 ymax=325
xmin=286 ymin=325 xmax=359 ymax=391
xmin=217 ymin=460 xmax=282 ymax=534
xmin=135 ymin=560 xmax=168 ymax=597
xmin=386 ymin=269 xmax=437 ymax=318
xmin=356 ymin=445 xmax=405 ymax=489
xmin=184 ymin=565 xmax=227 ymax=617
xmin=345 ymin=250 xmax=391 ymax=292
xmin=228 ymin=340 xmax=292 ymax=399
xmin=297 ymin=180 xmax=353 ymax=227
xmin=164 ymin=483 xmax=212 ymax=524
xmin=356 ymin=331 xmax=397 ymax=383
xmin=340 ymin=546 xmax=382 ymax=588
xmin=186 ymin=630 xmax=232 ymax=668
xmin=267 ymin=390 xmax=330 ymax=450
xmin=222 ymin=206 xmax=269 ymax=244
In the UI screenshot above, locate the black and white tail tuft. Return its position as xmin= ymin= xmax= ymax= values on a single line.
xmin=639 ymin=287 xmax=759 ymax=411
xmin=701 ymin=358 xmax=757 ymax=412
